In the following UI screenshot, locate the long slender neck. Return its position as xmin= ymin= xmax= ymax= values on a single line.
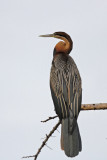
xmin=53 ymin=36 xmax=73 ymax=56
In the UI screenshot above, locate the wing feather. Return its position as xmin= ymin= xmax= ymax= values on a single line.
xmin=50 ymin=55 xmax=82 ymax=120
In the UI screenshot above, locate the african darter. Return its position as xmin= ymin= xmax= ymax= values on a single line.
xmin=40 ymin=32 xmax=82 ymax=157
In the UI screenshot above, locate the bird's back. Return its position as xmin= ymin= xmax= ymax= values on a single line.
xmin=50 ymin=53 xmax=82 ymax=120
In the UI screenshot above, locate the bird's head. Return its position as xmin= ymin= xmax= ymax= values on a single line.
xmin=39 ymin=31 xmax=73 ymax=55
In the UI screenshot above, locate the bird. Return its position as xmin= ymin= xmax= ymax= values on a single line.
xmin=40 ymin=32 xmax=82 ymax=157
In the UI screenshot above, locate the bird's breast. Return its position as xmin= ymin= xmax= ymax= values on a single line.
xmin=53 ymin=54 xmax=68 ymax=70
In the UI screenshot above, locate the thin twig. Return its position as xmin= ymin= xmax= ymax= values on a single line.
xmin=22 ymin=120 xmax=61 ymax=160
xmin=56 ymin=129 xmax=60 ymax=133
xmin=41 ymin=116 xmax=58 ymax=122
xmin=22 ymin=155 xmax=36 ymax=159
xmin=45 ymin=144 xmax=53 ymax=150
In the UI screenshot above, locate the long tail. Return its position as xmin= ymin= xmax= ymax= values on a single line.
xmin=61 ymin=113 xmax=82 ymax=157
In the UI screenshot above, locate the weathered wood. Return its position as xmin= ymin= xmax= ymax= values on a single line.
xmin=81 ymin=103 xmax=107 ymax=110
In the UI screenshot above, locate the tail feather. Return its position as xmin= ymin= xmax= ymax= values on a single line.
xmin=61 ymin=115 xmax=82 ymax=157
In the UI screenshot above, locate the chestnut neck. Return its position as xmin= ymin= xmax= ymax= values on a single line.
xmin=53 ymin=36 xmax=73 ymax=57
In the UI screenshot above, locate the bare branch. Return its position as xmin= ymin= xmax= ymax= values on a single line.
xmin=81 ymin=103 xmax=107 ymax=110
xmin=22 ymin=155 xmax=36 ymax=159
xmin=41 ymin=103 xmax=107 ymax=123
xmin=41 ymin=115 xmax=58 ymax=123
xmin=22 ymin=103 xmax=107 ymax=160
xmin=22 ymin=120 xmax=61 ymax=160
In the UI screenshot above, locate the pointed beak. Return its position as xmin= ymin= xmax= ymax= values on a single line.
xmin=39 ymin=34 xmax=54 ymax=38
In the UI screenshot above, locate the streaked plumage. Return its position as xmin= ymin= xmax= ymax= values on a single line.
xmin=50 ymin=54 xmax=82 ymax=119
xmin=40 ymin=31 xmax=82 ymax=157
